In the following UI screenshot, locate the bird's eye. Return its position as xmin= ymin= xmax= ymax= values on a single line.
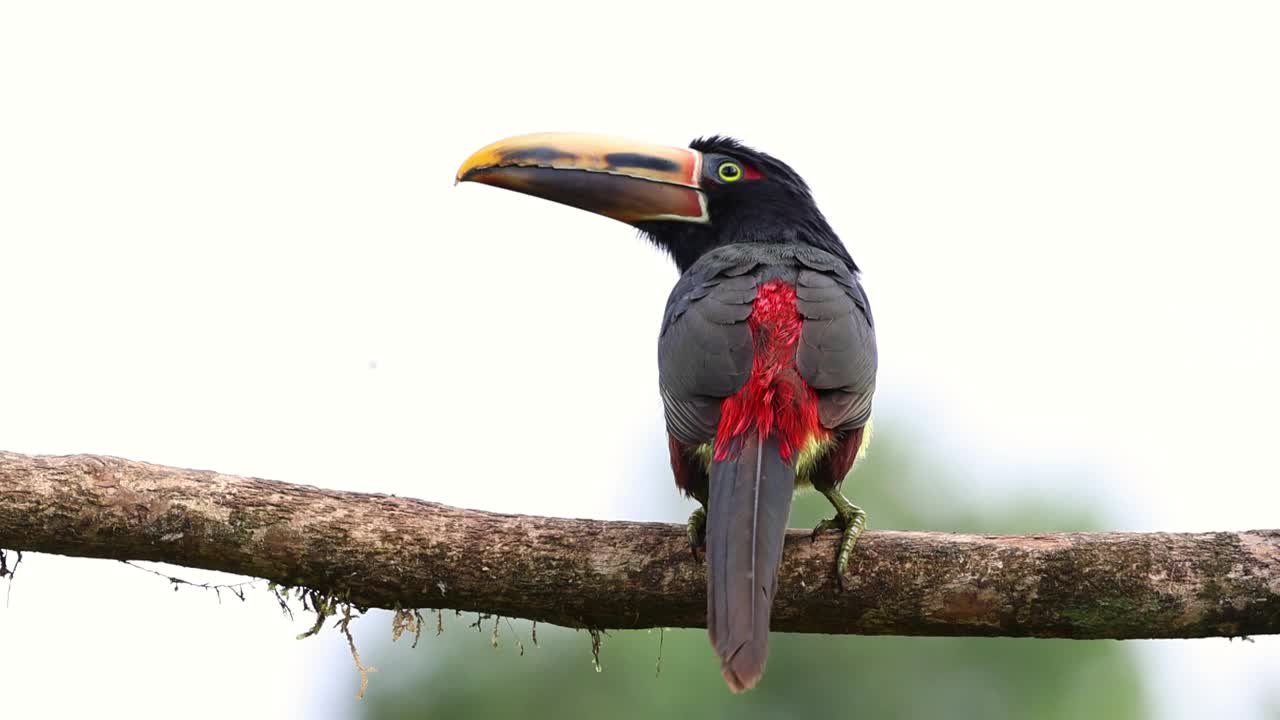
xmin=717 ymin=161 xmax=744 ymax=183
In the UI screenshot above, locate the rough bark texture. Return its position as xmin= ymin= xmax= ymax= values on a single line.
xmin=1 ymin=450 xmax=1278 ymax=638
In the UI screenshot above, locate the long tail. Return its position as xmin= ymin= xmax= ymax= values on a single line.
xmin=706 ymin=433 xmax=795 ymax=693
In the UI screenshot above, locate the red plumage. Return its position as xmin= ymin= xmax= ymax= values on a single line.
xmin=714 ymin=280 xmax=827 ymax=463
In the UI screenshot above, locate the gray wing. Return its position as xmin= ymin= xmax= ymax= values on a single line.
xmin=657 ymin=264 xmax=757 ymax=446
xmin=794 ymin=253 xmax=877 ymax=431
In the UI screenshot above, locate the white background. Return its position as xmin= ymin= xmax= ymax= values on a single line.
xmin=2 ymin=1 xmax=1278 ymax=717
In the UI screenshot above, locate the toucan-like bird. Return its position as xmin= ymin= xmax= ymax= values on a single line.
xmin=456 ymin=133 xmax=877 ymax=692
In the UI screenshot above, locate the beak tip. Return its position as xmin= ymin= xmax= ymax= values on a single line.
xmin=455 ymin=164 xmax=483 ymax=186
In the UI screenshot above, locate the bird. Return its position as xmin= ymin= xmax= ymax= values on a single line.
xmin=456 ymin=133 xmax=877 ymax=693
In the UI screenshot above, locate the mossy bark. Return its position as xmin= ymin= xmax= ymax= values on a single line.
xmin=2 ymin=451 xmax=1277 ymax=638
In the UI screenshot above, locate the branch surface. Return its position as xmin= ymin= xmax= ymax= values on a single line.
xmin=2 ymin=451 xmax=1277 ymax=638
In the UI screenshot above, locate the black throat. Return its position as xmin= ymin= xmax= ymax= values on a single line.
xmin=637 ymin=203 xmax=857 ymax=276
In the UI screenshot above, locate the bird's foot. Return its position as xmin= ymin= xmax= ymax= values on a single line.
xmin=810 ymin=491 xmax=867 ymax=583
xmin=687 ymin=505 xmax=707 ymax=562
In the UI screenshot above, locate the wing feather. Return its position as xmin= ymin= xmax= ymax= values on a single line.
xmin=795 ymin=260 xmax=877 ymax=431
xmin=658 ymin=264 xmax=758 ymax=445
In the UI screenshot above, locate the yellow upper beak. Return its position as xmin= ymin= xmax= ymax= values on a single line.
xmin=456 ymin=132 xmax=709 ymax=224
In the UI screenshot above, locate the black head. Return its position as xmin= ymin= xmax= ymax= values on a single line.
xmin=637 ymin=136 xmax=857 ymax=274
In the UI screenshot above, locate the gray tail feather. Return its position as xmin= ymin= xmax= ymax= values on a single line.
xmin=706 ymin=433 xmax=795 ymax=693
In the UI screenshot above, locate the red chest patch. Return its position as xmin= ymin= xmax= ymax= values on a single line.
xmin=714 ymin=280 xmax=827 ymax=462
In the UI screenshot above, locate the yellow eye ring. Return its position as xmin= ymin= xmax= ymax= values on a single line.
xmin=717 ymin=161 xmax=744 ymax=183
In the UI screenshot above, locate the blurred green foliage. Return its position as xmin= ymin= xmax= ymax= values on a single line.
xmin=355 ymin=427 xmax=1148 ymax=720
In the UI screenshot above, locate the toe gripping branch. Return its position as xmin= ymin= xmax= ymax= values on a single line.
xmin=812 ymin=487 xmax=867 ymax=585
xmin=687 ymin=505 xmax=707 ymax=562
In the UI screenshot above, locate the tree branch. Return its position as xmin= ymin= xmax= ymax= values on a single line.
xmin=1 ymin=450 xmax=1277 ymax=639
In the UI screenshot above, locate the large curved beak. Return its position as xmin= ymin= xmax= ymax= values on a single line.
xmin=455 ymin=132 xmax=708 ymax=225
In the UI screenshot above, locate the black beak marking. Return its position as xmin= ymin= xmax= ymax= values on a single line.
xmin=498 ymin=146 xmax=577 ymax=166
xmin=604 ymin=153 xmax=681 ymax=173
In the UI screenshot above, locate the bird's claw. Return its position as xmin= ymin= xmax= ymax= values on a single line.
xmin=687 ymin=506 xmax=707 ymax=562
xmin=811 ymin=502 xmax=867 ymax=584
xmin=810 ymin=517 xmax=841 ymax=539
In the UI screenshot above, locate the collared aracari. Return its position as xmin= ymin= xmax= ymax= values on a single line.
xmin=456 ymin=133 xmax=877 ymax=693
